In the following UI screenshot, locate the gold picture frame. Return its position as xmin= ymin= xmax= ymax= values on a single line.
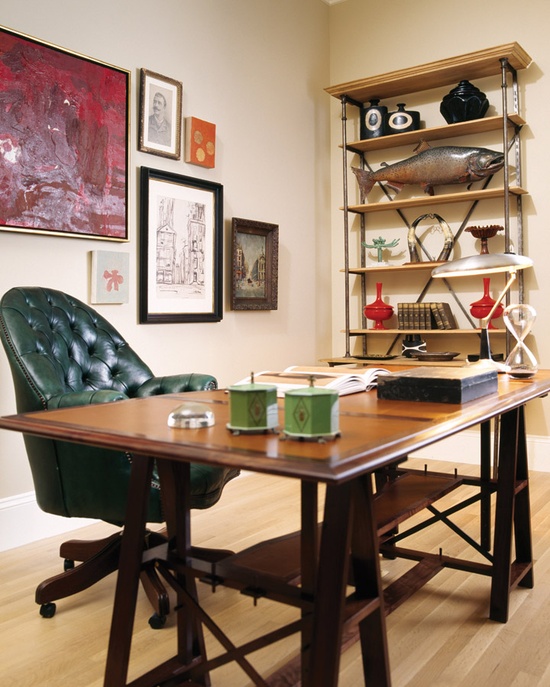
xmin=138 ymin=68 xmax=182 ymax=160
xmin=0 ymin=25 xmax=129 ymax=240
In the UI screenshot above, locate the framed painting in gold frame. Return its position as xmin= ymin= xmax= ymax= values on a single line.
xmin=0 ymin=25 xmax=129 ymax=240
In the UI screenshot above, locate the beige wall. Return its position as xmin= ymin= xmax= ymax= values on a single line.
xmin=328 ymin=0 xmax=550 ymax=437
xmin=0 ymin=0 xmax=332 ymax=500
xmin=2 ymin=0 xmax=550 ymax=530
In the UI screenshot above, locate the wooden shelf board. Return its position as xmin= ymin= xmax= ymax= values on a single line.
xmin=345 ymin=114 xmax=525 ymax=154
xmin=320 ymin=357 xmax=469 ymax=368
xmin=375 ymin=471 xmax=464 ymax=536
xmin=345 ymin=262 xmax=444 ymax=275
xmin=348 ymin=329 xmax=506 ymax=335
xmin=326 ymin=43 xmax=532 ymax=103
xmin=345 ymin=186 xmax=527 ymax=215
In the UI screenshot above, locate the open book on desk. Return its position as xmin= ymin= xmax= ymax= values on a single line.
xmin=233 ymin=365 xmax=390 ymax=397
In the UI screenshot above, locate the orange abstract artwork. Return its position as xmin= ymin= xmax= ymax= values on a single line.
xmin=185 ymin=117 xmax=216 ymax=168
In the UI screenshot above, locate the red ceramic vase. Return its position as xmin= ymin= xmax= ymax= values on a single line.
xmin=364 ymin=282 xmax=394 ymax=330
xmin=469 ymin=277 xmax=503 ymax=329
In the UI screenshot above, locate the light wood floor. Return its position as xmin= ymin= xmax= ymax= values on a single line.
xmin=3 ymin=457 xmax=550 ymax=686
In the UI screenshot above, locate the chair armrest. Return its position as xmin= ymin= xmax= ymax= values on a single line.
xmin=47 ymin=389 xmax=129 ymax=409
xmin=135 ymin=373 xmax=218 ymax=397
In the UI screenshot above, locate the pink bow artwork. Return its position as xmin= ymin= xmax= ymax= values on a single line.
xmin=103 ymin=269 xmax=124 ymax=292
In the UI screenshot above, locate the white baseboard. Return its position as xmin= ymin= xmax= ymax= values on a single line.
xmin=411 ymin=430 xmax=550 ymax=473
xmin=1 ymin=433 xmax=549 ymax=553
xmin=0 ymin=492 xmax=97 ymax=553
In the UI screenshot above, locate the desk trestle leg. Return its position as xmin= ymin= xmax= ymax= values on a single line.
xmin=490 ymin=406 xmax=533 ymax=622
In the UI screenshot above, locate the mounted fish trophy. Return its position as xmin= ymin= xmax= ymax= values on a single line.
xmin=352 ymin=141 xmax=504 ymax=198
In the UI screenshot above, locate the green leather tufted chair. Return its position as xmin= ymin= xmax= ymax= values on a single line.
xmin=0 ymin=286 xmax=238 ymax=627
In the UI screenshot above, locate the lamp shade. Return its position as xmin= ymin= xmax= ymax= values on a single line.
xmin=431 ymin=253 xmax=533 ymax=279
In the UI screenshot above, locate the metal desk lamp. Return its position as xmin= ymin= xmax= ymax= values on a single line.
xmin=431 ymin=253 xmax=533 ymax=369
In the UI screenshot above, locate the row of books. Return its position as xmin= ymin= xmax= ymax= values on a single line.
xmin=397 ymin=302 xmax=457 ymax=330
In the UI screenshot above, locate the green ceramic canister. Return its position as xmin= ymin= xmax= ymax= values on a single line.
xmin=284 ymin=384 xmax=339 ymax=440
xmin=227 ymin=381 xmax=278 ymax=432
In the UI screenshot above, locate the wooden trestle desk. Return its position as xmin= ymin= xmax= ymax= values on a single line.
xmin=1 ymin=371 xmax=550 ymax=687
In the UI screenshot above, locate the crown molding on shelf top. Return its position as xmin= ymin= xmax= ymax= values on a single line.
xmin=326 ymin=43 xmax=532 ymax=102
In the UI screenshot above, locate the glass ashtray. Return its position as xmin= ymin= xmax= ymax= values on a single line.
xmin=167 ymin=402 xmax=215 ymax=429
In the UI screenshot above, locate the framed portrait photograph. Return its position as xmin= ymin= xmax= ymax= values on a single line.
xmin=139 ymin=69 xmax=182 ymax=160
xmin=231 ymin=218 xmax=279 ymax=310
xmin=140 ymin=167 xmax=223 ymax=323
xmin=0 ymin=25 xmax=129 ymax=240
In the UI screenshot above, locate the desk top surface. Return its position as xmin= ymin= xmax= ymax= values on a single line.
xmin=1 ymin=370 xmax=549 ymax=483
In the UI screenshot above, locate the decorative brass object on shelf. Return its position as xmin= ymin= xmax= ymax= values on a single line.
xmin=465 ymin=224 xmax=504 ymax=254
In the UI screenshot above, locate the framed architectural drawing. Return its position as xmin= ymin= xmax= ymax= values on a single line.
xmin=0 ymin=25 xmax=129 ymax=240
xmin=138 ymin=69 xmax=182 ymax=160
xmin=139 ymin=167 xmax=223 ymax=323
xmin=231 ymin=217 xmax=279 ymax=310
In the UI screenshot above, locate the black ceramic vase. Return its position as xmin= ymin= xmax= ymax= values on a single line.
xmin=386 ymin=103 xmax=420 ymax=135
xmin=360 ymin=99 xmax=387 ymax=139
xmin=440 ymin=80 xmax=489 ymax=124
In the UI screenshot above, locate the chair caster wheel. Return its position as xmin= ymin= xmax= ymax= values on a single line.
xmin=64 ymin=558 xmax=75 ymax=571
xmin=148 ymin=613 xmax=166 ymax=629
xmin=40 ymin=602 xmax=57 ymax=618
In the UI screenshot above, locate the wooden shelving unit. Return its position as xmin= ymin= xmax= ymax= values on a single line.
xmin=325 ymin=43 xmax=532 ymax=365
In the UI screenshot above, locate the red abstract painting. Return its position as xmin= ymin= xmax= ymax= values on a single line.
xmin=0 ymin=27 xmax=129 ymax=239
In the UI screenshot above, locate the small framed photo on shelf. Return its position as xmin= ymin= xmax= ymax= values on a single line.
xmin=139 ymin=167 xmax=223 ymax=323
xmin=138 ymin=69 xmax=182 ymax=159
xmin=231 ymin=217 xmax=279 ymax=311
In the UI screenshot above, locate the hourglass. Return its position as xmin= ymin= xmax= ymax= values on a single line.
xmin=503 ymin=304 xmax=538 ymax=379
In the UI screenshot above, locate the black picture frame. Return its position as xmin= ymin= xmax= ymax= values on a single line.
xmin=230 ymin=217 xmax=279 ymax=310
xmin=139 ymin=167 xmax=223 ymax=323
